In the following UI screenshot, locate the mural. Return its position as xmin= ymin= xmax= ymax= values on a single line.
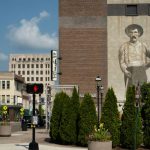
xmin=118 ymin=24 xmax=150 ymax=89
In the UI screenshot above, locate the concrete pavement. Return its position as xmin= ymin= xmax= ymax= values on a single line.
xmin=0 ymin=128 xmax=87 ymax=150
xmin=0 ymin=143 xmax=87 ymax=150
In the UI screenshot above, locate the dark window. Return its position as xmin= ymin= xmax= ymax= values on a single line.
xmin=7 ymin=81 xmax=10 ymax=89
xmin=36 ymin=77 xmax=39 ymax=81
xmin=31 ymin=64 xmax=34 ymax=68
xmin=36 ymin=64 xmax=39 ymax=68
xmin=126 ymin=5 xmax=138 ymax=16
xmin=27 ymin=77 xmax=30 ymax=81
xmin=27 ymin=71 xmax=30 ymax=75
xmin=27 ymin=64 xmax=30 ymax=68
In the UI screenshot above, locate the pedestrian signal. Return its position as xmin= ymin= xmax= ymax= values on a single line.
xmin=26 ymin=83 xmax=43 ymax=94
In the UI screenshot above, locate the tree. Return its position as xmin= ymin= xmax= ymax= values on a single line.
xmin=101 ymin=88 xmax=121 ymax=147
xmin=59 ymin=92 xmax=72 ymax=144
xmin=50 ymin=92 xmax=64 ymax=142
xmin=142 ymin=89 xmax=150 ymax=148
xmin=120 ymin=86 xmax=142 ymax=149
xmin=78 ymin=93 xmax=97 ymax=146
xmin=69 ymin=87 xmax=80 ymax=144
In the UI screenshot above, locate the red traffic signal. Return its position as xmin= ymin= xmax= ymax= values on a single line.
xmin=26 ymin=83 xmax=43 ymax=94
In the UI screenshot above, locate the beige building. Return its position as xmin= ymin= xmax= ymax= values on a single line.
xmin=0 ymin=72 xmax=29 ymax=120
xmin=9 ymin=53 xmax=53 ymax=108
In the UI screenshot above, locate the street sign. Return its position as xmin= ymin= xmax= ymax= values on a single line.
xmin=26 ymin=83 xmax=43 ymax=94
xmin=32 ymin=116 xmax=38 ymax=125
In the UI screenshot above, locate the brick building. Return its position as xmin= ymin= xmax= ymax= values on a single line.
xmin=59 ymin=0 xmax=150 ymax=103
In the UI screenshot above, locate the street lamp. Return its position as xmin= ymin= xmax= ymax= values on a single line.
xmin=134 ymin=83 xmax=141 ymax=150
xmin=95 ymin=75 xmax=101 ymax=128
xmin=100 ymin=85 xmax=104 ymax=113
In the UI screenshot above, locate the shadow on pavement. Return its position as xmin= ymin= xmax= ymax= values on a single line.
xmin=15 ymin=144 xmax=29 ymax=149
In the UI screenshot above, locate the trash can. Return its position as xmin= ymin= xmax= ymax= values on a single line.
xmin=21 ymin=119 xmax=27 ymax=131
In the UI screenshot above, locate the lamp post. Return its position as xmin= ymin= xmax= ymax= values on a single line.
xmin=134 ymin=83 xmax=141 ymax=150
xmin=95 ymin=75 xmax=101 ymax=128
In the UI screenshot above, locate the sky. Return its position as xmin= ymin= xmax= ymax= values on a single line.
xmin=0 ymin=0 xmax=58 ymax=71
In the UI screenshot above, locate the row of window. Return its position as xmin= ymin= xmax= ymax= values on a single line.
xmin=11 ymin=63 xmax=50 ymax=69
xmin=26 ymin=77 xmax=50 ymax=82
xmin=0 ymin=81 xmax=10 ymax=89
xmin=11 ymin=57 xmax=50 ymax=62
xmin=0 ymin=95 xmax=10 ymax=104
xmin=15 ymin=70 xmax=50 ymax=75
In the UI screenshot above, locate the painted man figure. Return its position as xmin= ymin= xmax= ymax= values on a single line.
xmin=119 ymin=24 xmax=150 ymax=88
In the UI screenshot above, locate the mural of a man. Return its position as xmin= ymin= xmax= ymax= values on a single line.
xmin=119 ymin=24 xmax=150 ymax=88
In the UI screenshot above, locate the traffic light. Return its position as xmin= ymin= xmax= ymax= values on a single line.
xmin=26 ymin=83 xmax=43 ymax=94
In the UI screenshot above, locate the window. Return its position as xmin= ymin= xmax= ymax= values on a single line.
xmin=36 ymin=64 xmax=39 ymax=68
xmin=32 ymin=58 xmax=35 ymax=61
xmin=31 ymin=71 xmax=34 ymax=75
xmin=18 ymin=71 xmax=21 ymax=75
xmin=27 ymin=71 xmax=30 ymax=75
xmin=31 ymin=77 xmax=34 ymax=81
xmin=27 ymin=77 xmax=30 ymax=81
xmin=22 ymin=71 xmax=25 ymax=75
xmin=6 ymin=95 xmax=10 ymax=103
xmin=40 ymin=77 xmax=43 ymax=81
xmin=18 ymin=64 xmax=21 ymax=68
xmin=40 ymin=71 xmax=43 ymax=75
xmin=27 ymin=64 xmax=30 ymax=68
xmin=36 ymin=77 xmax=39 ymax=81
xmin=2 ymin=81 xmax=5 ymax=89
xmin=31 ymin=64 xmax=34 ymax=68
xmin=40 ymin=64 xmax=43 ymax=68
xmin=36 ymin=71 xmax=39 ymax=75
xmin=126 ymin=5 xmax=138 ymax=16
xmin=7 ymin=81 xmax=10 ymax=89
xmin=22 ymin=64 xmax=25 ymax=68
xmin=11 ymin=64 xmax=13 ymax=68
xmin=28 ymin=58 xmax=30 ymax=61
xmin=2 ymin=95 xmax=5 ymax=103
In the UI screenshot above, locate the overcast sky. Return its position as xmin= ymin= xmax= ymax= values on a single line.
xmin=0 ymin=0 xmax=58 ymax=71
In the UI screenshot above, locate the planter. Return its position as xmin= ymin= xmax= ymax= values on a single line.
xmin=88 ymin=141 xmax=112 ymax=150
xmin=0 ymin=125 xmax=11 ymax=137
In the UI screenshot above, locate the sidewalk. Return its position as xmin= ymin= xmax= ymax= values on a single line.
xmin=0 ymin=128 xmax=87 ymax=150
xmin=0 ymin=143 xmax=87 ymax=150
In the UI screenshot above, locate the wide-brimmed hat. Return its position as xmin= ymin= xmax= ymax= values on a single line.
xmin=125 ymin=24 xmax=143 ymax=37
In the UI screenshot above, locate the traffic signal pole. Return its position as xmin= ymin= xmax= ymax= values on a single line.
xmin=26 ymin=83 xmax=43 ymax=150
xmin=29 ymin=93 xmax=39 ymax=150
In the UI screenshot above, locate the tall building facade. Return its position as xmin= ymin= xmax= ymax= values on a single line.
xmin=59 ymin=0 xmax=107 ymax=96
xmin=59 ymin=0 xmax=150 ymax=103
xmin=9 ymin=53 xmax=53 ymax=106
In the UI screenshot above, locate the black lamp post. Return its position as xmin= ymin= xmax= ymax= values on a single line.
xmin=95 ymin=75 xmax=102 ymax=128
xmin=133 ymin=83 xmax=141 ymax=150
xmin=100 ymin=85 xmax=104 ymax=113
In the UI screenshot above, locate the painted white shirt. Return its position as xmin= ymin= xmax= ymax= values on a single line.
xmin=119 ymin=41 xmax=150 ymax=73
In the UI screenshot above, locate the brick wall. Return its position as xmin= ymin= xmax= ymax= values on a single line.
xmin=59 ymin=0 xmax=107 ymax=95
